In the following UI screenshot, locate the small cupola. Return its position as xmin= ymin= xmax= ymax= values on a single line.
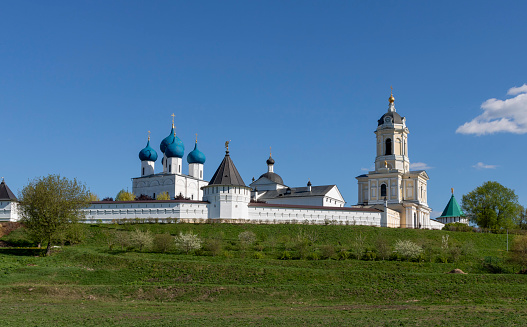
xmin=139 ymin=132 xmax=158 ymax=162
xmin=187 ymin=135 xmax=206 ymax=164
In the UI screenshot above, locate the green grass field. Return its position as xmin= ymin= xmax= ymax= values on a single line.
xmin=1 ymin=223 xmax=526 ymax=326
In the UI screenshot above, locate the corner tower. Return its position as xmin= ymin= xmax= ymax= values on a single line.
xmin=202 ymin=141 xmax=251 ymax=220
xmin=356 ymin=89 xmax=432 ymax=229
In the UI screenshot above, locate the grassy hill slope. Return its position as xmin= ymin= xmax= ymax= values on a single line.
xmin=1 ymin=223 xmax=525 ymax=326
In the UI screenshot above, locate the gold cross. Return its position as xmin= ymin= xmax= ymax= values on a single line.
xmin=171 ymin=113 xmax=175 ymax=126
xmin=148 ymin=130 xmax=151 ymax=140
xmin=270 ymin=146 xmax=272 ymax=156
xmin=225 ymin=140 xmax=231 ymax=151
xmin=390 ymin=85 xmax=393 ymax=96
xmin=195 ymin=133 xmax=198 ymax=143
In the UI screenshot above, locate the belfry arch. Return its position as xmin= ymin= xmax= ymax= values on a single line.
xmin=385 ymin=138 xmax=392 ymax=155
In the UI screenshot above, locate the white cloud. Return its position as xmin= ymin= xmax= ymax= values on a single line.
xmin=472 ymin=162 xmax=497 ymax=169
xmin=409 ymin=162 xmax=432 ymax=170
xmin=456 ymin=84 xmax=527 ymax=135
xmin=507 ymin=84 xmax=527 ymax=95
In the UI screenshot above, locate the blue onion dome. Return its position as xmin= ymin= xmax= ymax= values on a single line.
xmin=187 ymin=142 xmax=206 ymax=164
xmin=160 ymin=126 xmax=184 ymax=153
xmin=139 ymin=139 xmax=158 ymax=162
xmin=165 ymin=141 xmax=184 ymax=158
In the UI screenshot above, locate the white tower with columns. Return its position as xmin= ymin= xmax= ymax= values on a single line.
xmin=356 ymin=89 xmax=432 ymax=228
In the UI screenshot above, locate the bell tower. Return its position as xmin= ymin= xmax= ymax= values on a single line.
xmin=374 ymin=88 xmax=410 ymax=173
xmin=356 ymin=88 xmax=432 ymax=229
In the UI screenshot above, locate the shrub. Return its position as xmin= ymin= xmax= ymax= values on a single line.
xmin=351 ymin=233 xmax=366 ymax=259
xmin=510 ymin=235 xmax=527 ymax=269
xmin=306 ymin=252 xmax=320 ymax=260
xmin=443 ymin=223 xmax=474 ymax=232
xmin=130 ymin=228 xmax=154 ymax=251
xmin=394 ymin=240 xmax=423 ymax=261
xmin=481 ymin=256 xmax=506 ymax=274
xmin=204 ymin=238 xmax=223 ymax=256
xmin=174 ymin=232 xmax=202 ymax=254
xmin=238 ymin=231 xmax=257 ymax=248
xmin=320 ymin=244 xmax=336 ymax=259
xmin=337 ymin=249 xmax=350 ymax=260
xmin=153 ymin=233 xmax=174 ymax=253
xmin=279 ymin=251 xmax=293 ymax=260
xmin=362 ymin=251 xmax=377 ymax=261
xmin=114 ymin=231 xmax=131 ymax=250
xmin=252 ymin=251 xmax=265 ymax=259
xmin=374 ymin=237 xmax=392 ymax=260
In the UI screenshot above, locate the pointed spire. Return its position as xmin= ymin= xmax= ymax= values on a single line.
xmin=209 ymin=145 xmax=245 ymax=186
xmin=439 ymin=189 xmax=465 ymax=218
xmin=0 ymin=179 xmax=17 ymax=201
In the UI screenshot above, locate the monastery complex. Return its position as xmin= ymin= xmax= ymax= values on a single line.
xmin=1 ymin=92 xmax=445 ymax=229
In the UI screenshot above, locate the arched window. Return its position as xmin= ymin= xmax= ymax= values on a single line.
xmin=380 ymin=184 xmax=387 ymax=197
xmin=385 ymin=139 xmax=392 ymax=155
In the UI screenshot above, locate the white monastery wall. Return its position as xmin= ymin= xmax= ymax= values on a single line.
xmin=83 ymin=200 xmax=209 ymax=223
xmin=248 ymin=204 xmax=382 ymax=225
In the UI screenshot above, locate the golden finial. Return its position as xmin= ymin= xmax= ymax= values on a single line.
xmin=195 ymin=133 xmax=198 ymax=143
xmin=451 ymin=188 xmax=454 ymax=195
xmin=270 ymin=146 xmax=272 ymax=157
xmin=173 ymin=125 xmax=176 ymax=137
xmin=148 ymin=130 xmax=151 ymax=141
xmin=225 ymin=140 xmax=231 ymax=151
xmin=389 ymin=86 xmax=395 ymax=103
xmin=171 ymin=113 xmax=175 ymax=127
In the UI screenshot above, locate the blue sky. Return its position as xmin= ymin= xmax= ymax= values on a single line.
xmin=1 ymin=1 xmax=526 ymax=216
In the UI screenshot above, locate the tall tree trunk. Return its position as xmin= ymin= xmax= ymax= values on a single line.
xmin=46 ymin=239 xmax=52 ymax=256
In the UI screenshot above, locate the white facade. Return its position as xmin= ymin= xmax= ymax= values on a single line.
xmin=203 ymin=185 xmax=252 ymax=220
xmin=132 ymin=173 xmax=208 ymax=201
xmin=0 ymin=201 xmax=18 ymax=222
xmin=141 ymin=160 xmax=155 ymax=177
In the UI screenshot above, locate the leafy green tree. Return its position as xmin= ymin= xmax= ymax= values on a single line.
xmin=115 ymin=189 xmax=135 ymax=201
xmin=514 ymin=206 xmax=527 ymax=230
xmin=18 ymin=175 xmax=90 ymax=256
xmin=87 ymin=192 xmax=100 ymax=202
xmin=156 ymin=191 xmax=171 ymax=200
xmin=462 ymin=181 xmax=521 ymax=230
